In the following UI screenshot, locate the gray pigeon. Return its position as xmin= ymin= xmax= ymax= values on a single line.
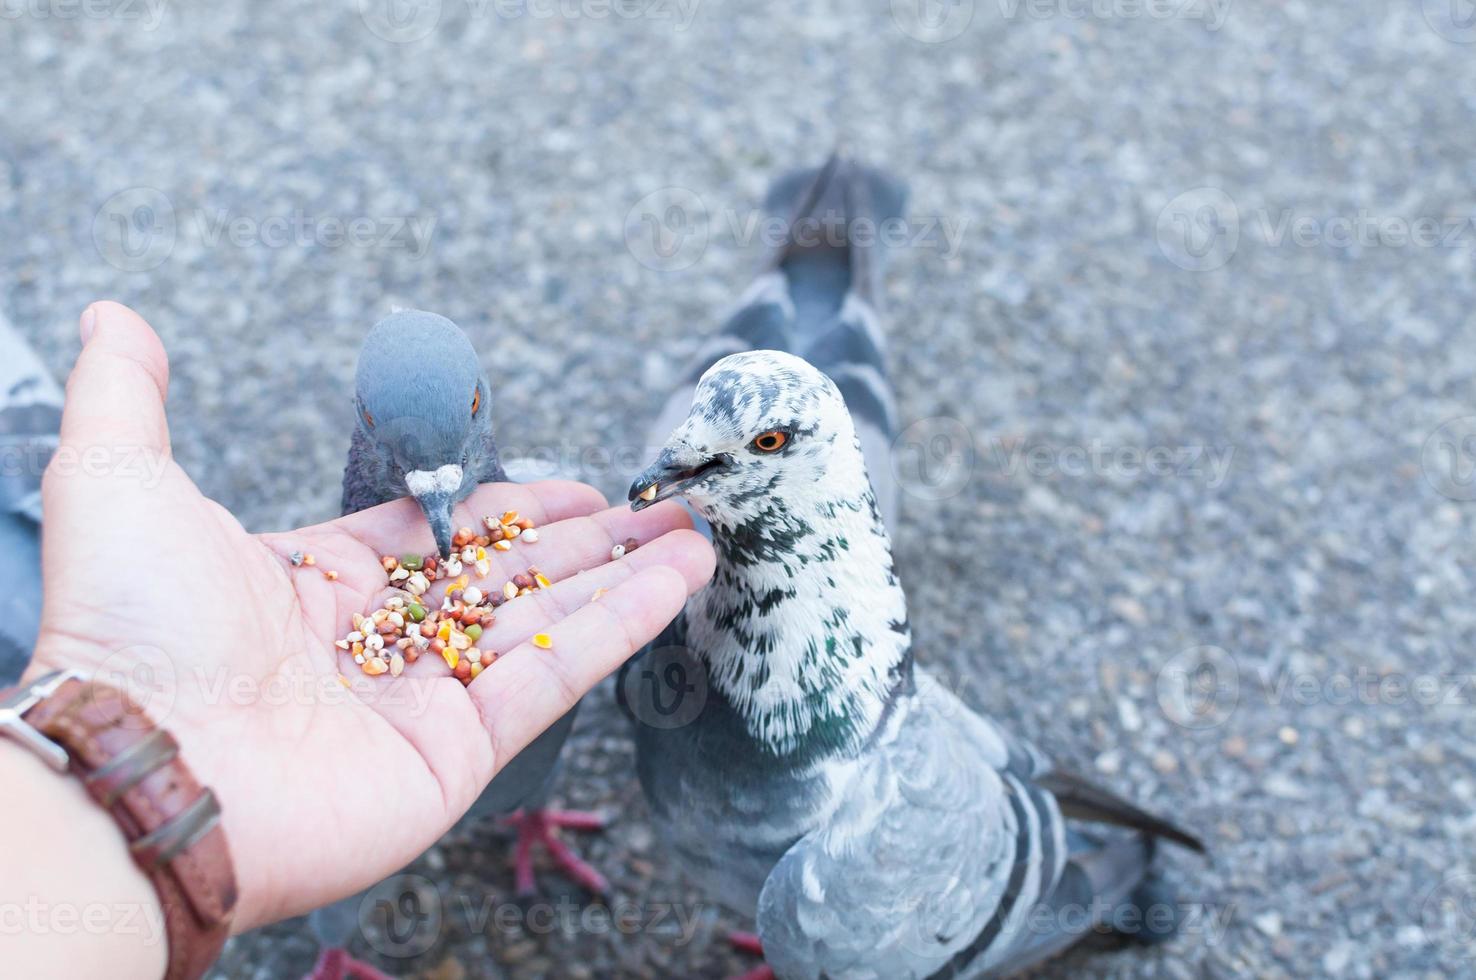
xmin=0 ymin=309 xmax=62 ymax=688
xmin=622 ymin=156 xmax=1204 ymax=979
xmin=305 ymin=311 xmax=607 ymax=980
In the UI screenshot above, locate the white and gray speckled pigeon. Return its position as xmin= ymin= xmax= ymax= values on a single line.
xmin=305 ymin=311 xmax=608 ymax=980
xmin=622 ymin=156 xmax=1204 ymax=979
xmin=0 ymin=309 xmax=62 ymax=688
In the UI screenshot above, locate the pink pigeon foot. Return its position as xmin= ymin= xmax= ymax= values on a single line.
xmin=306 ymin=947 xmax=399 ymax=980
xmin=727 ymin=931 xmax=775 ymax=980
xmin=501 ymin=808 xmax=610 ymax=897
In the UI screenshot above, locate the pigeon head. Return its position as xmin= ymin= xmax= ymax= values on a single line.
xmin=629 ymin=350 xmax=857 ymax=523
xmin=354 ymin=310 xmax=493 ymax=558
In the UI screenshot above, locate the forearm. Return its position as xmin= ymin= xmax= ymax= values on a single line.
xmin=0 ymin=739 xmax=168 ymax=980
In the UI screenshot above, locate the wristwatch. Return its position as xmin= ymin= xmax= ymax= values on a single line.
xmin=0 ymin=669 xmax=238 ymax=980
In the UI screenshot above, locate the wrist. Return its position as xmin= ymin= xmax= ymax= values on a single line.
xmin=0 ymin=736 xmax=169 ymax=979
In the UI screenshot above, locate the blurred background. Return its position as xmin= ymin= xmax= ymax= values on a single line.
xmin=4 ymin=1 xmax=1476 ymax=977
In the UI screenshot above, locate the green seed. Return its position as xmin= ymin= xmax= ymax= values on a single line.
xmin=464 ymin=624 xmax=483 ymax=642
xmin=407 ymin=603 xmax=427 ymax=623
xmin=400 ymin=554 xmax=424 ymax=571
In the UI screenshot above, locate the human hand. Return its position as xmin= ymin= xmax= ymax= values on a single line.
xmin=25 ymin=302 xmax=714 ymax=931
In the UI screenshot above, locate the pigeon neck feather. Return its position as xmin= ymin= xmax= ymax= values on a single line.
xmin=688 ymin=436 xmax=912 ymax=760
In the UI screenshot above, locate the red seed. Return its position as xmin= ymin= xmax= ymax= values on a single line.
xmin=453 ymin=660 xmax=472 ymax=681
xmin=430 ymin=638 xmax=446 ymax=654
xmin=624 ymin=537 xmax=639 ymax=552
xmin=516 ymin=517 xmax=534 ymax=530
xmin=480 ymin=650 xmax=496 ymax=668
xmin=487 ymin=527 xmax=505 ymax=542
xmin=512 ymin=573 xmax=532 ymax=590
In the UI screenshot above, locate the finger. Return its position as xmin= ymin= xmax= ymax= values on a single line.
xmin=472 ymin=565 xmax=694 ymax=767
xmin=328 ymin=480 xmax=607 ymax=557
xmin=471 ymin=528 xmax=712 ymax=654
xmin=56 ymin=302 xmax=171 ymax=457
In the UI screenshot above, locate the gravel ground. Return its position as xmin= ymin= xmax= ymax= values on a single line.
xmin=5 ymin=2 xmax=1476 ymax=977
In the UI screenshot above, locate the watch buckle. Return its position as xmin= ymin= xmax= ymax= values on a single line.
xmin=0 ymin=668 xmax=85 ymax=771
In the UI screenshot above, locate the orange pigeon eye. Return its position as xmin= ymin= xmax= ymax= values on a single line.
xmin=363 ymin=410 xmax=375 ymax=428
xmin=471 ymin=386 xmax=481 ymax=415
xmin=752 ymin=430 xmax=788 ymax=453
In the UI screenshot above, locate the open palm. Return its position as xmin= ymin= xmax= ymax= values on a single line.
xmin=27 ymin=303 xmax=714 ymax=931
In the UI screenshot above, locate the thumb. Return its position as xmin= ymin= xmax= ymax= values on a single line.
xmin=57 ymin=301 xmax=171 ymax=459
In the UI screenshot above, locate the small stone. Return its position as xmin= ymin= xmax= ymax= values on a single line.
xmin=290 ymin=551 xmax=304 ymax=567
xmin=1253 ymin=912 xmax=1282 ymax=937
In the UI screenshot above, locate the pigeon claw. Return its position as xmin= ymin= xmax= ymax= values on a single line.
xmin=726 ymin=933 xmax=775 ymax=980
xmin=305 ymin=947 xmax=398 ymax=980
xmin=502 ymin=808 xmax=610 ymax=897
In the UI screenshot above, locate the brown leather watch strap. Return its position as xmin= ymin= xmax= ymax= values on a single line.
xmin=22 ymin=677 xmax=238 ymax=980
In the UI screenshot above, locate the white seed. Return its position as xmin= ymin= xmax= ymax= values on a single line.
xmin=406 ymin=571 xmax=431 ymax=595
xmin=364 ymin=633 xmax=385 ymax=651
xmin=639 ymin=483 xmax=658 ymax=502
xmin=412 ymin=633 xmax=430 ymax=649
xmin=503 ymin=581 xmax=518 ymax=601
xmin=445 ymin=558 xmax=463 ymax=576
xmin=353 ymin=653 xmax=366 ymax=665
xmin=611 ymin=544 xmax=626 ymax=560
xmin=347 ymin=631 xmax=365 ymax=643
xmin=449 ymin=631 xmax=472 ymax=651
xmin=464 ymin=587 xmax=484 ymax=605
xmin=335 ymin=639 xmax=350 ymax=650
xmin=385 ymin=596 xmax=405 ymax=610
xmin=389 ymin=653 xmax=406 ymax=677
xmin=390 ymin=566 xmax=411 ymax=582
xmin=460 ymin=546 xmax=477 ymax=563
xmin=504 ymin=524 xmax=521 ymax=539
xmin=520 ymin=528 xmax=539 ymax=544
xmin=475 ymin=558 xmax=491 ymax=577
xmin=387 ymin=612 xmax=405 ymax=629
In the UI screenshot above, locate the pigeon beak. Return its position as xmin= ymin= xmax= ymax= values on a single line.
xmin=628 ymin=449 xmax=731 ymax=512
xmin=413 ymin=490 xmax=456 ymax=559
xmin=406 ymin=465 xmax=464 ymax=559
